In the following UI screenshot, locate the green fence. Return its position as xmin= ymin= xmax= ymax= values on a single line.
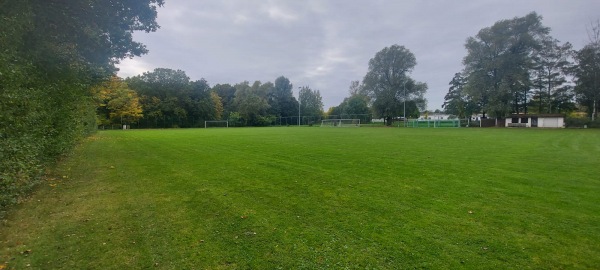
xmin=406 ymin=119 xmax=460 ymax=128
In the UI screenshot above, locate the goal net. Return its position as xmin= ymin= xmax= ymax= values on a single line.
xmin=321 ymin=119 xmax=361 ymax=127
xmin=205 ymin=120 xmax=228 ymax=128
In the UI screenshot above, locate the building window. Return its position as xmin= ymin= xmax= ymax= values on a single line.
xmin=521 ymin=117 xmax=528 ymax=123
xmin=512 ymin=117 xmax=518 ymax=123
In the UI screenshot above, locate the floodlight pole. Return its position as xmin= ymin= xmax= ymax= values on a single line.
xmin=403 ymin=80 xmax=407 ymax=127
xmin=298 ymin=87 xmax=301 ymax=127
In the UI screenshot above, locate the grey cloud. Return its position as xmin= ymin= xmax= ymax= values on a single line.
xmin=119 ymin=0 xmax=600 ymax=110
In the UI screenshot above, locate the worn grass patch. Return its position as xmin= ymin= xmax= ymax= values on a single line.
xmin=1 ymin=127 xmax=599 ymax=269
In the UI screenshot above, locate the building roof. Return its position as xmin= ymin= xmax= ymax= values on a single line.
xmin=507 ymin=114 xmax=564 ymax=118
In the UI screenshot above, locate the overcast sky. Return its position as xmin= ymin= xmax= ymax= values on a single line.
xmin=117 ymin=0 xmax=600 ymax=110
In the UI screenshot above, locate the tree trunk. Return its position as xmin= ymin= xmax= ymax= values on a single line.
xmin=594 ymin=70 xmax=597 ymax=121
xmin=538 ymin=90 xmax=543 ymax=114
xmin=523 ymin=88 xmax=528 ymax=114
xmin=593 ymin=99 xmax=597 ymax=121
xmin=548 ymin=80 xmax=552 ymax=114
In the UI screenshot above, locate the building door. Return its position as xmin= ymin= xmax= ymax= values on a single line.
xmin=531 ymin=117 xmax=538 ymax=127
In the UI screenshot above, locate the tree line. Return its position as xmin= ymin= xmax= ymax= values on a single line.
xmin=443 ymin=12 xmax=600 ymax=124
xmin=103 ymin=13 xmax=600 ymax=130
xmin=95 ymin=69 xmax=326 ymax=128
xmin=97 ymin=42 xmax=429 ymax=128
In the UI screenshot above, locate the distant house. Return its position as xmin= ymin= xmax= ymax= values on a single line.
xmin=418 ymin=112 xmax=452 ymax=120
xmin=505 ymin=114 xmax=564 ymax=128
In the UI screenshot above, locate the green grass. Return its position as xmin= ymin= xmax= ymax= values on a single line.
xmin=1 ymin=127 xmax=599 ymax=269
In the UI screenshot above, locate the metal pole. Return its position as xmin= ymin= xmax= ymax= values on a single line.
xmin=403 ymin=81 xmax=406 ymax=127
xmin=298 ymin=87 xmax=301 ymax=126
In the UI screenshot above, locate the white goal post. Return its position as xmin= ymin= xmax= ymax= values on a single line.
xmin=321 ymin=119 xmax=361 ymax=127
xmin=204 ymin=120 xmax=228 ymax=128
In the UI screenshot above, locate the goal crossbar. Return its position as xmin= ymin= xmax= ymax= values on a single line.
xmin=321 ymin=119 xmax=361 ymax=127
xmin=204 ymin=120 xmax=228 ymax=128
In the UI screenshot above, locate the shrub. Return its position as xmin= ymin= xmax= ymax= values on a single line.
xmin=0 ymin=61 xmax=97 ymax=217
xmin=565 ymin=117 xmax=600 ymax=128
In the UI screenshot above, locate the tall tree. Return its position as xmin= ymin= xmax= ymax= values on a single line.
xmin=212 ymin=84 xmax=237 ymax=117
xmin=210 ymin=91 xmax=224 ymax=120
xmin=233 ymin=81 xmax=271 ymax=126
xmin=531 ymin=37 xmax=573 ymax=113
xmin=362 ymin=45 xmax=427 ymax=125
xmin=348 ymin=80 xmax=370 ymax=98
xmin=269 ymin=76 xmax=298 ymax=117
xmin=7 ymin=0 xmax=163 ymax=78
xmin=343 ymin=95 xmax=370 ymax=116
xmin=443 ymin=73 xmax=478 ymax=118
xmin=189 ymin=79 xmax=216 ymax=125
xmin=299 ymin=86 xmax=324 ymax=122
xmin=92 ymin=76 xmax=143 ymax=127
xmin=127 ymin=68 xmax=203 ymax=127
xmin=326 ymin=105 xmax=343 ymax=119
xmin=330 ymin=81 xmax=371 ymax=122
xmin=128 ymin=68 xmax=191 ymax=99
xmin=573 ymin=20 xmax=600 ymax=120
xmin=462 ymin=12 xmax=550 ymax=117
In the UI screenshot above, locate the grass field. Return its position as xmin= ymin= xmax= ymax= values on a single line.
xmin=1 ymin=127 xmax=599 ymax=269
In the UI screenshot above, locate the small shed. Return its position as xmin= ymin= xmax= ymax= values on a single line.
xmin=505 ymin=114 xmax=564 ymax=128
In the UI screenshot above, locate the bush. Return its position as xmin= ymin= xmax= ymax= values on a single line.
xmin=256 ymin=115 xmax=276 ymax=127
xmin=1 ymin=0 xmax=160 ymax=217
xmin=565 ymin=117 xmax=600 ymax=128
xmin=0 ymin=63 xmax=97 ymax=217
xmin=228 ymin=112 xmax=243 ymax=127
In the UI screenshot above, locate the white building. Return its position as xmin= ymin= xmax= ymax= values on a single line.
xmin=418 ymin=112 xmax=453 ymax=120
xmin=505 ymin=114 xmax=564 ymax=128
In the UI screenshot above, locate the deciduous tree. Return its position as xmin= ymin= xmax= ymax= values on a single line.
xmin=573 ymin=20 xmax=600 ymax=120
xmin=189 ymin=79 xmax=216 ymax=124
xmin=210 ymin=91 xmax=224 ymax=120
xmin=330 ymin=81 xmax=372 ymax=122
xmin=443 ymin=73 xmax=479 ymax=118
xmin=92 ymin=76 xmax=143 ymax=127
xmin=462 ymin=12 xmax=550 ymax=117
xmin=127 ymin=68 xmax=206 ymax=127
xmin=532 ymin=38 xmax=573 ymax=113
xmin=233 ymin=81 xmax=271 ymax=126
xmin=362 ymin=45 xmax=427 ymax=125
xmin=212 ymin=84 xmax=237 ymax=117
xmin=299 ymin=86 xmax=324 ymax=122
xmin=269 ymin=76 xmax=298 ymax=117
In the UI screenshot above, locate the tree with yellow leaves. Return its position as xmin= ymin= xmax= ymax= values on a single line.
xmin=210 ymin=91 xmax=224 ymax=120
xmin=92 ymin=76 xmax=143 ymax=128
